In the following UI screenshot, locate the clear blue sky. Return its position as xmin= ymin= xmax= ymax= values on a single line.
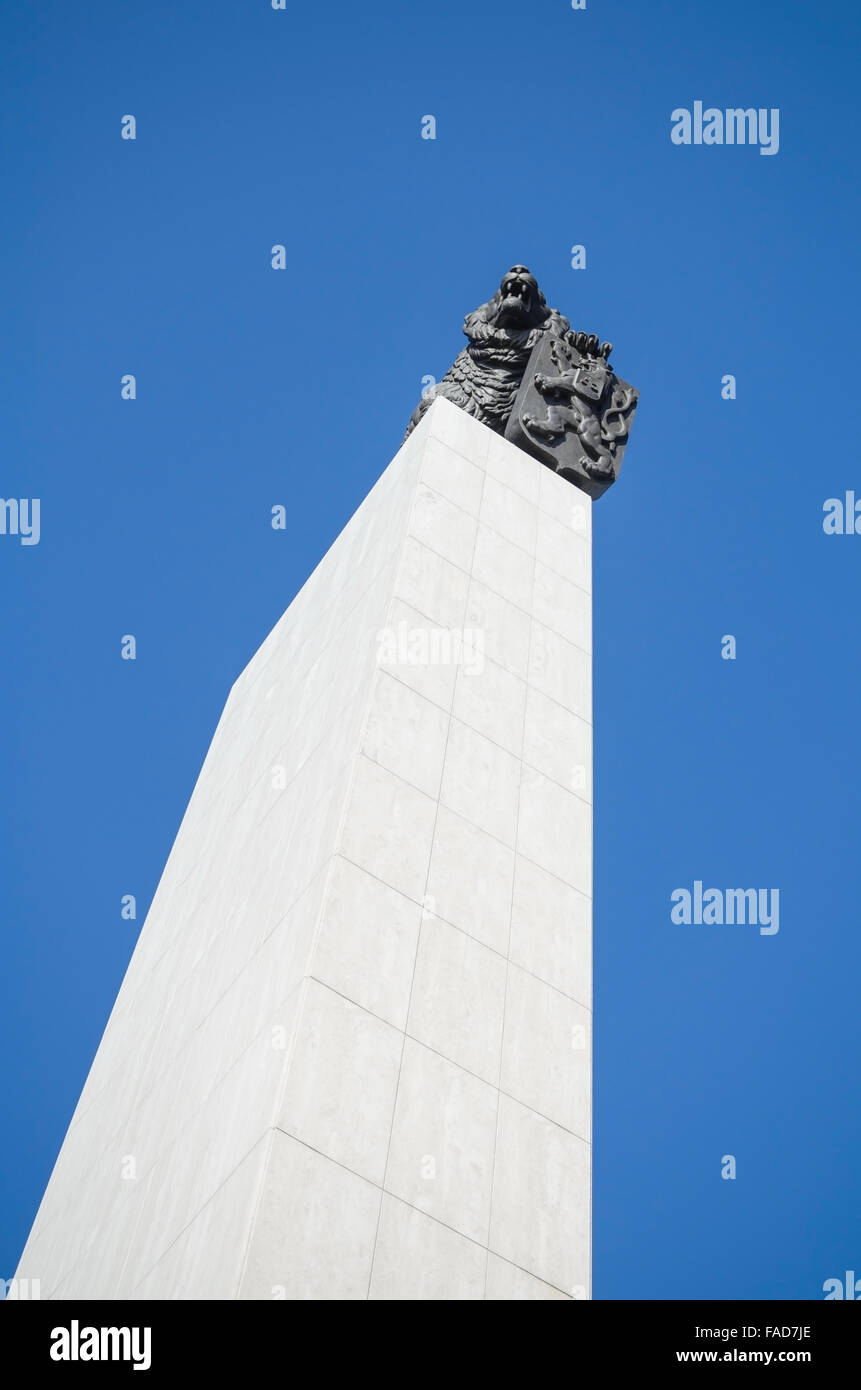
xmin=2 ymin=0 xmax=859 ymax=1299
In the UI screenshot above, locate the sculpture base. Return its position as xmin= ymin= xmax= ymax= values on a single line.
xmin=13 ymin=400 xmax=593 ymax=1300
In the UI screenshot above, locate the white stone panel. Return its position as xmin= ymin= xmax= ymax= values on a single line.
xmin=418 ymin=437 xmax=484 ymax=517
xmin=407 ymin=918 xmax=507 ymax=1085
xmin=310 ymin=856 xmax=421 ymax=1030
xmin=500 ymin=965 xmax=592 ymax=1140
xmin=509 ymin=854 xmax=592 ymax=1007
xmin=425 ymin=805 xmax=514 ymax=955
xmin=238 ymin=1131 xmax=381 ymax=1301
xmin=339 ymin=754 xmax=437 ymax=902
xmin=464 ymin=578 xmax=532 ymax=680
xmin=439 ymin=719 xmax=520 ymax=848
xmin=277 ymin=980 xmax=402 ymax=1186
xmin=369 ymin=1195 xmax=486 ymax=1301
xmin=472 ymin=523 xmax=534 ymax=612
xmin=385 ymin=1038 xmax=497 ymax=1244
xmin=489 ymin=1094 xmax=590 ymax=1297
xmin=362 ymin=669 xmax=449 ymax=799
xmin=451 ymin=653 xmax=526 ymax=758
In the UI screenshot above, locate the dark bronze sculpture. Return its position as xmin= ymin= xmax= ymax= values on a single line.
xmin=406 ymin=266 xmax=638 ymax=498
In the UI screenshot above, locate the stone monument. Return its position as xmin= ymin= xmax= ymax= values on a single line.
xmin=11 ymin=268 xmax=637 ymax=1300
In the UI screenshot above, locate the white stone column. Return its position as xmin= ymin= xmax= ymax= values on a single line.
xmin=13 ymin=398 xmax=592 ymax=1301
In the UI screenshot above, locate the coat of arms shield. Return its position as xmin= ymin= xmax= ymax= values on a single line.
xmin=504 ymin=333 xmax=639 ymax=499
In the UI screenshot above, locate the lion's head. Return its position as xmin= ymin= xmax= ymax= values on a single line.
xmin=403 ymin=265 xmax=573 ymax=441
xmin=488 ymin=266 xmax=549 ymax=329
xmin=464 ymin=266 xmax=569 ymax=351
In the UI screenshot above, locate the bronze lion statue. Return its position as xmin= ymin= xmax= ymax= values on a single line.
xmin=405 ymin=265 xmax=608 ymax=439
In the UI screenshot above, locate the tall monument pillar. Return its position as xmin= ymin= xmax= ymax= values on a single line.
xmin=14 ymin=267 xmax=637 ymax=1300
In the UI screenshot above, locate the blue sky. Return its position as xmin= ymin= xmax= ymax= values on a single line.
xmin=2 ymin=0 xmax=860 ymax=1298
